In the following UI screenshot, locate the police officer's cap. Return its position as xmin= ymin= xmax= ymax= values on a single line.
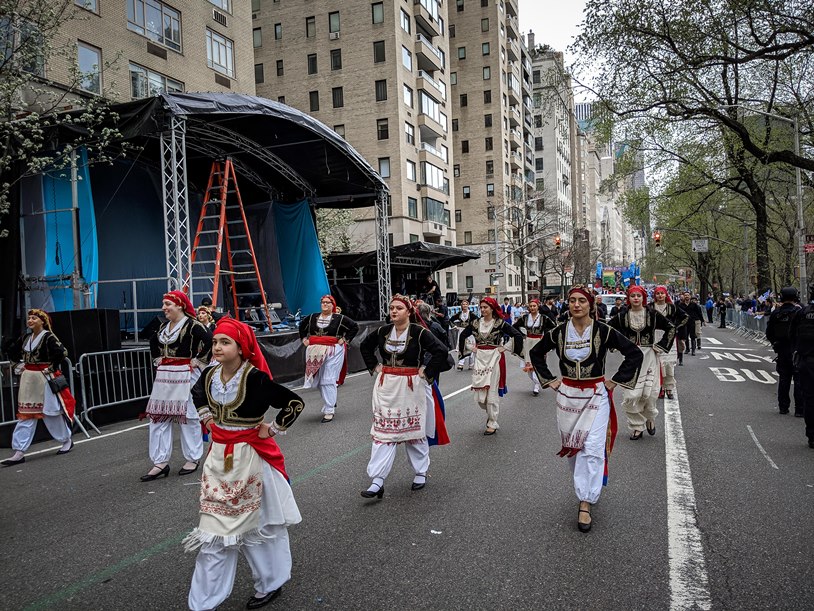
xmin=779 ymin=286 xmax=799 ymax=302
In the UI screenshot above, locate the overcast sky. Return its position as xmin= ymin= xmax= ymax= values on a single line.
xmin=517 ymin=0 xmax=587 ymax=61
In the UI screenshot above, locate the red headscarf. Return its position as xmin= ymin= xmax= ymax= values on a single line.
xmin=653 ymin=286 xmax=672 ymax=304
xmin=321 ymin=294 xmax=338 ymax=313
xmin=213 ymin=317 xmax=272 ymax=377
xmin=567 ymin=285 xmax=597 ymax=319
xmin=529 ymin=298 xmax=541 ymax=307
xmin=627 ymin=285 xmax=648 ymax=306
xmin=480 ymin=297 xmax=505 ymax=320
xmin=163 ymin=291 xmax=196 ymax=318
xmin=390 ymin=294 xmax=415 ymax=313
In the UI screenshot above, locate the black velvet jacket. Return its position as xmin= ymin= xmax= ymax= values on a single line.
xmin=360 ymin=323 xmax=451 ymax=383
xmin=512 ymin=312 xmax=557 ymax=336
xmin=529 ymin=320 xmax=643 ymax=389
xmin=192 ymin=364 xmax=305 ymax=429
xmin=9 ymin=331 xmax=67 ymax=370
xmin=449 ymin=310 xmax=479 ymax=329
xmin=150 ymin=317 xmax=213 ymax=361
xmin=298 ymin=313 xmax=359 ymax=341
xmin=608 ymin=308 xmax=675 ymax=352
xmin=457 ymin=317 xmax=524 ymax=357
xmin=649 ymin=302 xmax=688 ymax=331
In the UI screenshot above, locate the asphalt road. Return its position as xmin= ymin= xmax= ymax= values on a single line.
xmin=1 ymin=323 xmax=812 ymax=610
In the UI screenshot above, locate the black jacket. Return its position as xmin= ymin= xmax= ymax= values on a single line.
xmin=360 ymin=323 xmax=451 ymax=383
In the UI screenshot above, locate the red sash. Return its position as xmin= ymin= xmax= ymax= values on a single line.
xmin=379 ymin=366 xmax=420 ymax=391
xmin=24 ymin=364 xmax=49 ymax=371
xmin=26 ymin=364 xmax=76 ymax=422
xmin=527 ymin=333 xmax=544 ymax=339
xmin=209 ymin=424 xmax=289 ymax=481
xmin=160 ymin=357 xmax=191 ymax=366
xmin=309 ymin=336 xmax=348 ymax=385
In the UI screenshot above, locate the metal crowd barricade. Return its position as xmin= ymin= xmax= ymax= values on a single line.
xmin=726 ymin=310 xmax=769 ymax=345
xmin=77 ymin=348 xmax=154 ymax=432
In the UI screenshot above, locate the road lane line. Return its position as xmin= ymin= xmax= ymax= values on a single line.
xmin=705 ymin=337 xmax=723 ymax=345
xmin=663 ymin=394 xmax=712 ymax=611
xmin=746 ymin=425 xmax=780 ymax=470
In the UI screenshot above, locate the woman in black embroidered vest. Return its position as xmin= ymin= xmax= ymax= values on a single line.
xmin=298 ymin=294 xmax=359 ymax=423
xmin=513 ymin=298 xmax=556 ymax=396
xmin=186 ymin=317 xmax=304 ymax=611
xmin=457 ymin=296 xmax=524 ymax=435
xmin=450 ymin=299 xmax=479 ymax=370
xmin=649 ymin=286 xmax=687 ymax=399
xmin=140 ymin=291 xmax=213 ymax=482
xmin=1 ymin=309 xmax=75 ymax=466
xmin=529 ymin=286 xmax=642 ymax=532
xmin=358 ymin=295 xmax=451 ymax=498
xmin=608 ymin=285 xmax=675 ymax=440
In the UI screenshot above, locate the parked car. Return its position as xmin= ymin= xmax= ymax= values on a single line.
xmin=598 ymin=294 xmax=626 ymax=320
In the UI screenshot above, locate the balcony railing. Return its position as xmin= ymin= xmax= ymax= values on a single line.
xmin=420 ymin=141 xmax=448 ymax=162
xmin=418 ymin=69 xmax=446 ymax=100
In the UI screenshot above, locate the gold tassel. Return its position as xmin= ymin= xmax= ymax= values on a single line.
xmin=224 ymin=452 xmax=233 ymax=473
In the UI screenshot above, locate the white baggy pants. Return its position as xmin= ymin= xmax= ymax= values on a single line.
xmin=567 ymin=388 xmax=610 ymax=504
xmin=11 ymin=415 xmax=71 ymax=452
xmin=366 ymin=439 xmax=430 ymax=483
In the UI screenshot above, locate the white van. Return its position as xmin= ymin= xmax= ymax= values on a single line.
xmin=598 ymin=294 xmax=626 ymax=320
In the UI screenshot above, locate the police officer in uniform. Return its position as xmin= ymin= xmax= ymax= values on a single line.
xmin=766 ymin=287 xmax=803 ymax=416
xmin=790 ymin=283 xmax=814 ymax=449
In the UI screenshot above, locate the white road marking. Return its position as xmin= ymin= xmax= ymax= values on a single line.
xmin=705 ymin=337 xmax=723 ymax=345
xmin=746 ymin=425 xmax=780 ymax=470
xmin=663 ymin=393 xmax=713 ymax=611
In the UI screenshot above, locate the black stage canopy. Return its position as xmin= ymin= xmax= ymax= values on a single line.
xmin=328 ymin=241 xmax=481 ymax=273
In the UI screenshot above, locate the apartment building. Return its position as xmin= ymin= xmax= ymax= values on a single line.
xmin=253 ymin=0 xmax=457 ymax=291
xmin=449 ymin=0 xmax=535 ymax=301
xmin=9 ymin=0 xmax=255 ymax=110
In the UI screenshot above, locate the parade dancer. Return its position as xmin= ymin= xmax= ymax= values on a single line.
xmin=649 ymin=286 xmax=687 ymax=399
xmin=512 ymin=299 xmax=556 ymax=395
xmin=529 ymin=286 xmax=642 ymax=532
xmin=298 ymin=295 xmax=359 ymax=423
xmin=457 ymin=297 xmax=524 ymax=435
xmin=1 ymin=309 xmax=76 ymax=466
xmin=186 ymin=317 xmax=305 ymax=610
xmin=608 ymin=286 xmax=674 ymax=439
xmin=450 ymin=299 xmax=478 ymax=370
xmin=140 ymin=291 xmax=212 ymax=481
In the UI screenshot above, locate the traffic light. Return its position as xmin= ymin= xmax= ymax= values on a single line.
xmin=653 ymin=230 xmax=661 ymax=248
xmin=554 ymin=234 xmax=561 ymax=249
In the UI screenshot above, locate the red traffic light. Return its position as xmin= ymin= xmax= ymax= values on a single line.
xmin=554 ymin=235 xmax=562 ymax=249
xmin=653 ymin=230 xmax=661 ymax=247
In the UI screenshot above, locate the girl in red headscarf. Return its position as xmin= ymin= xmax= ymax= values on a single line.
xmin=140 ymin=291 xmax=213 ymax=482
xmin=457 ymin=296 xmax=524 ymax=435
xmin=649 ymin=286 xmax=688 ymax=398
xmin=358 ymin=295 xmax=452 ymax=497
xmin=607 ymin=285 xmax=675 ymax=439
xmin=185 ymin=317 xmax=304 ymax=610
xmin=529 ymin=285 xmax=643 ymax=532
xmin=298 ymin=294 xmax=359 ymax=423
xmin=1 ymin=309 xmax=76 ymax=466
xmin=513 ymin=298 xmax=556 ymax=396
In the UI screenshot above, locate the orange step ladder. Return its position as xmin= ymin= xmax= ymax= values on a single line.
xmin=187 ymin=158 xmax=271 ymax=328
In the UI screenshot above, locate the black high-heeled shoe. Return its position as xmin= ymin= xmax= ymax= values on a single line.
xmin=178 ymin=463 xmax=199 ymax=476
xmin=646 ymin=420 xmax=656 ymax=436
xmin=578 ymin=506 xmax=592 ymax=532
xmin=246 ymin=586 xmax=282 ymax=609
xmin=630 ymin=430 xmax=643 ymax=441
xmin=360 ymin=485 xmax=384 ymax=499
xmin=140 ymin=464 xmax=170 ymax=482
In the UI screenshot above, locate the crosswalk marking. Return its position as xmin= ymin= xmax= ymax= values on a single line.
xmin=705 ymin=337 xmax=722 ymax=345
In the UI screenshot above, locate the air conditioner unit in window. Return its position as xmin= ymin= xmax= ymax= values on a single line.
xmin=213 ymin=9 xmax=228 ymax=27
xmin=329 ymin=31 xmax=340 ymax=40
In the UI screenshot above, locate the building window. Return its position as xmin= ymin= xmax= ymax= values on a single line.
xmin=535 ymin=136 xmax=543 ymax=151
xmin=535 ymin=158 xmax=544 ymax=171
xmin=487 ymin=206 xmax=495 ymax=220
xmin=307 ymin=53 xmax=317 ymax=74
xmin=309 ymin=90 xmax=319 ymax=111
xmin=533 ymin=70 xmax=540 ymax=84
xmin=206 ymin=29 xmax=235 ymax=77
xmin=463 ymin=186 xmax=471 ymax=199
xmin=332 ymin=86 xmax=344 ymax=108
xmin=446 ymin=272 xmax=453 ymax=289
xmin=400 ymin=8 xmax=411 ymax=33
xmin=372 ymin=2 xmax=384 ymax=24
xmin=253 ymin=28 xmax=262 ymax=48
xmin=486 ymin=183 xmax=495 ymax=197
xmin=375 ymin=79 xmax=387 ymax=101
xmin=130 ymin=62 xmax=184 ymax=98
xmin=464 ymin=231 xmax=472 ymax=244
xmin=482 ymin=42 xmax=490 ymax=55
xmin=483 ymin=66 xmax=491 ymax=80
xmin=76 ymin=0 xmax=99 ymax=11
xmin=460 ymin=94 xmax=467 ymax=107
xmin=409 ymin=234 xmax=420 ymax=243
xmin=408 ymin=197 xmax=418 ymax=218
xmin=449 ymin=24 xmax=456 ymax=38
xmin=486 ymin=160 xmax=494 ymax=174
xmin=127 ymin=0 xmax=181 ymax=52
xmin=457 ymin=0 xmax=464 ymax=12
xmin=489 ymin=253 xmax=496 ymax=264
xmin=306 ymin=16 xmax=315 ymax=37
xmin=457 ymin=46 xmax=466 ymax=59
xmin=403 ymin=84 xmax=413 ymax=107
xmin=330 ymin=48 xmax=342 ymax=70
xmin=488 ymin=229 xmax=495 ymax=241
xmin=481 ymin=0 xmax=488 ymax=6
xmin=388 ymin=233 xmax=394 ymax=247
xmin=378 ymin=157 xmax=390 ymax=178
xmin=450 ymin=72 xmax=457 ymax=85
xmin=329 ymin=11 xmax=340 ymax=33
xmin=254 ymin=63 xmax=264 ymax=84
xmin=277 ymin=95 xmax=285 ymax=104
xmin=405 ymin=122 xmax=415 ymax=145
xmin=483 ymin=90 xmax=492 ymax=104
xmin=209 ymin=0 xmax=230 ymax=10
xmin=484 ymin=114 xmax=492 ymax=127
xmin=453 ymin=164 xmax=460 ymax=177
xmin=481 ymin=18 xmax=489 ymax=32
xmin=274 ymin=23 xmax=282 ymax=40
xmin=452 ymin=119 xmax=459 ymax=132
xmin=454 ymin=209 xmax=462 ymax=223
xmin=534 ymin=115 xmax=542 ymax=128
xmin=465 ymin=275 xmax=474 ymax=289
xmin=373 ymin=40 xmax=386 ymax=63
xmin=77 ymin=42 xmax=101 ymax=94
xmin=274 ymin=59 xmax=283 ymax=76
xmin=377 ymin=118 xmax=389 ymax=140
xmin=334 ymin=124 xmax=345 ymax=138
xmin=461 ymin=140 xmax=469 ymax=153
xmin=406 ymin=160 xmax=416 ymax=181
xmin=485 ymin=136 xmax=493 ymax=151
xmin=402 ymin=46 xmax=412 ymax=70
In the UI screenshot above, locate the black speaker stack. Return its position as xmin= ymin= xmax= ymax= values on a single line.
xmin=48 ymin=308 xmax=122 ymax=361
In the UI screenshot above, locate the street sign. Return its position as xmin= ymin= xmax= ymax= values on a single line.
xmin=691 ymin=239 xmax=709 ymax=252
xmin=805 ymin=243 xmax=814 ymax=254
xmin=490 ymin=272 xmax=504 ymax=277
